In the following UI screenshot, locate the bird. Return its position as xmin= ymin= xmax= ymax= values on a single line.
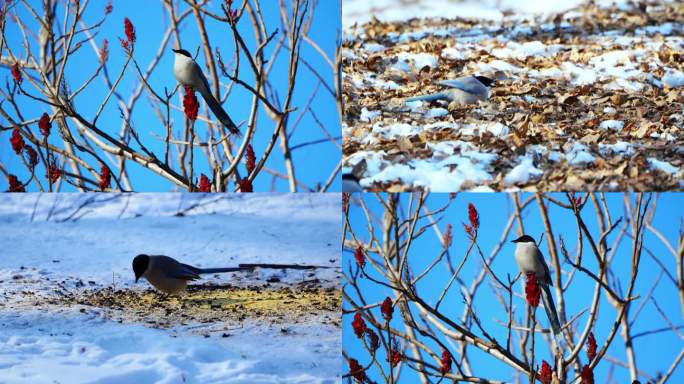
xmin=172 ymin=48 xmax=240 ymax=135
xmin=511 ymin=235 xmax=562 ymax=335
xmin=405 ymin=75 xmax=495 ymax=105
xmin=342 ymin=159 xmax=367 ymax=192
xmin=132 ymin=254 xmax=326 ymax=295
xmin=342 ymin=174 xmax=363 ymax=192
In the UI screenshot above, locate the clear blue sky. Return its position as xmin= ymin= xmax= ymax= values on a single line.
xmin=343 ymin=193 xmax=683 ymax=383
xmin=2 ymin=0 xmax=340 ymax=191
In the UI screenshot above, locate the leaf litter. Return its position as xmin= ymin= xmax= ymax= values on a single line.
xmin=342 ymin=1 xmax=684 ymax=191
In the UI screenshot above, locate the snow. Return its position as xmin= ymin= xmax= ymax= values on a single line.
xmin=392 ymin=157 xmax=492 ymax=191
xmin=342 ymin=0 xmax=623 ymax=27
xmin=636 ymin=22 xmax=676 ymax=36
xmin=405 ymin=100 xmax=425 ymax=112
xmin=360 ymin=108 xmax=381 ymax=122
xmin=362 ymin=74 xmax=400 ymax=90
xmin=392 ymin=52 xmax=438 ymax=72
xmin=425 ymin=108 xmax=449 ymax=118
xmin=475 ymin=59 xmax=522 ymax=73
xmin=342 ymin=0 xmax=681 ymax=190
xmin=0 ymin=194 xmax=341 ymax=384
xmin=352 ymin=143 xmax=496 ymax=191
xmin=484 ymin=122 xmax=510 ymax=136
xmin=567 ymin=142 xmax=596 ymax=165
xmin=372 ymin=122 xmax=420 ymax=138
xmin=648 ymin=158 xmax=679 ymax=174
xmin=599 ymin=120 xmax=625 ymax=132
xmin=599 ymin=141 xmax=635 ymax=155
xmin=662 ymin=70 xmax=684 ymax=88
xmin=362 ymin=43 xmax=386 ymax=53
xmin=503 ymin=156 xmax=543 ymax=185
xmin=603 ymin=106 xmax=617 ymax=115
xmin=491 ymin=41 xmax=562 ymax=60
xmin=341 ymin=49 xmax=357 ymax=60
xmin=561 ymin=62 xmax=598 ymax=86
xmin=0 ymin=310 xmax=336 ymax=384
xmin=441 ymin=48 xmax=468 ymax=60
xmin=458 ymin=122 xmax=510 ymax=137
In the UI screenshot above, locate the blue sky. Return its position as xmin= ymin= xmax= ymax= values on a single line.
xmin=343 ymin=193 xmax=683 ymax=383
xmin=1 ymin=0 xmax=340 ymax=191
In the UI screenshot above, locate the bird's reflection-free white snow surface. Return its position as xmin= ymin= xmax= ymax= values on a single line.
xmin=0 ymin=193 xmax=340 ymax=384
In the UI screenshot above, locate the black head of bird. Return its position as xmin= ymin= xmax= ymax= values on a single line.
xmin=511 ymin=234 xmax=536 ymax=244
xmin=474 ymin=75 xmax=495 ymax=87
xmin=132 ymin=254 xmax=150 ymax=283
xmin=171 ymin=48 xmax=192 ymax=58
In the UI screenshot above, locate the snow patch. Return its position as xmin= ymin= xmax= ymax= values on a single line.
xmin=599 ymin=120 xmax=625 ymax=132
xmin=648 ymin=158 xmax=679 ymax=174
xmin=504 ymin=156 xmax=543 ymax=185
xmin=567 ymin=142 xmax=595 ymax=165
xmin=662 ymin=70 xmax=684 ymax=88
xmin=393 ymin=52 xmax=439 ymax=72
xmin=360 ymin=108 xmax=381 ymax=122
xmin=425 ymin=108 xmax=449 ymax=118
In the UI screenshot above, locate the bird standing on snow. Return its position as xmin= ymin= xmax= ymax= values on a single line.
xmin=342 ymin=174 xmax=363 ymax=192
xmin=511 ymin=235 xmax=562 ymax=335
xmin=342 ymin=159 xmax=367 ymax=192
xmin=172 ymin=48 xmax=240 ymax=135
xmin=133 ymin=254 xmax=325 ymax=295
xmin=405 ymin=75 xmax=495 ymax=105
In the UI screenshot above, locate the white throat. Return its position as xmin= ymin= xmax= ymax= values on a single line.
xmin=514 ymin=242 xmax=540 ymax=274
xmin=173 ymin=54 xmax=199 ymax=87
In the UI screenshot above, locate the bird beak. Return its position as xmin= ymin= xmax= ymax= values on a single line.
xmin=172 ymin=48 xmax=179 ymax=53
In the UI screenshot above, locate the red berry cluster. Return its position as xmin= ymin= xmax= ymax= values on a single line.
xmin=10 ymin=129 xmax=25 ymax=154
xmin=239 ymin=178 xmax=253 ymax=192
xmin=197 ymin=174 xmax=211 ymax=192
xmin=183 ymin=86 xmax=199 ymax=121
xmin=348 ymin=358 xmax=365 ymax=383
xmin=463 ymin=202 xmax=479 ymax=239
xmin=439 ymin=349 xmax=452 ymax=375
xmin=99 ymin=165 xmax=111 ymax=191
xmin=354 ymin=246 xmax=365 ymax=269
xmin=525 ymin=272 xmax=541 ymax=308
xmin=387 ymin=348 xmax=402 ymax=367
xmin=245 ymin=145 xmax=256 ymax=174
xmin=380 ymin=297 xmax=393 ymax=321
xmin=39 ymin=113 xmax=51 ymax=137
xmin=352 ymin=312 xmax=367 ymax=339
xmin=539 ymin=360 xmax=552 ymax=384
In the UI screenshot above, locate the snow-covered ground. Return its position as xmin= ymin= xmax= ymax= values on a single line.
xmin=342 ymin=0 xmax=684 ymax=191
xmin=343 ymin=0 xmax=596 ymax=27
xmin=0 ymin=194 xmax=341 ymax=384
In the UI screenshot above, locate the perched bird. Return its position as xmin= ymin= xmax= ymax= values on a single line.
xmin=172 ymin=48 xmax=240 ymax=135
xmin=133 ymin=254 xmax=325 ymax=295
xmin=405 ymin=75 xmax=495 ymax=105
xmin=511 ymin=235 xmax=562 ymax=335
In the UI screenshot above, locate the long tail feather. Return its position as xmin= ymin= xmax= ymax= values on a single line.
xmin=197 ymin=267 xmax=246 ymax=274
xmin=541 ymin=285 xmax=561 ymax=335
xmin=238 ymin=263 xmax=332 ymax=270
xmin=405 ymin=91 xmax=450 ymax=103
xmin=199 ymin=87 xmax=240 ymax=135
xmin=198 ymin=264 xmax=331 ymax=274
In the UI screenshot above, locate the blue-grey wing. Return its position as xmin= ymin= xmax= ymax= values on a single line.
xmin=536 ymin=248 xmax=553 ymax=285
xmin=168 ymin=263 xmax=201 ymax=280
xmin=195 ymin=62 xmax=214 ymax=94
xmin=438 ymin=76 xmax=485 ymax=95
